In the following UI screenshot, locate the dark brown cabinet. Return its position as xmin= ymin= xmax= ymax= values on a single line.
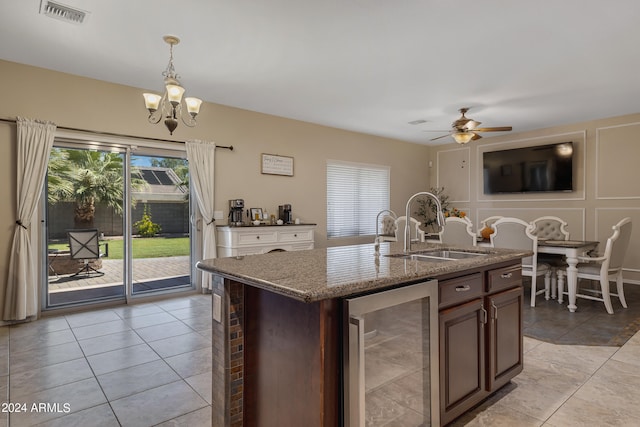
xmin=487 ymin=286 xmax=523 ymax=391
xmin=438 ymin=264 xmax=523 ymax=426
xmin=439 ymin=297 xmax=487 ymax=425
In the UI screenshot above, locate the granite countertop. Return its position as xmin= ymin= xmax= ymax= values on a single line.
xmin=196 ymin=241 xmax=530 ymax=303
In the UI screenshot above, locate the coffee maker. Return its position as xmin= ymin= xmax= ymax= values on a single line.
xmin=229 ymin=199 xmax=244 ymax=226
xmin=278 ymin=204 xmax=293 ymax=224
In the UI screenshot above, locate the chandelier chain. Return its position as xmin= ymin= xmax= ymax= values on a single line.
xmin=162 ymin=43 xmax=180 ymax=81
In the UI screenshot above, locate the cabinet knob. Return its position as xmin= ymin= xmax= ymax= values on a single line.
xmin=294 ymin=234 xmax=297 ymax=237
xmin=455 ymin=285 xmax=471 ymax=292
xmin=256 ymin=236 xmax=260 ymax=239
xmin=501 ymin=272 xmax=513 ymax=279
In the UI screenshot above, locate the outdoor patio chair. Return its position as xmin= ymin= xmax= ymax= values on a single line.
xmin=67 ymin=229 xmax=105 ymax=277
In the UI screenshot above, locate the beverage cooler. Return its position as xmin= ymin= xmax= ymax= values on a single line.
xmin=343 ymin=279 xmax=440 ymax=426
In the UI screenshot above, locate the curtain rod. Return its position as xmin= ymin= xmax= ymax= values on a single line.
xmin=0 ymin=117 xmax=234 ymax=151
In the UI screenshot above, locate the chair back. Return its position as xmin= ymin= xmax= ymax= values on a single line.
xmin=439 ymin=216 xmax=476 ymax=246
xmin=68 ymin=229 xmax=101 ymax=260
xmin=381 ymin=215 xmax=397 ymax=237
xmin=531 ymin=216 xmax=570 ymax=240
xmin=490 ymin=217 xmax=537 ymax=267
xmin=603 ymin=217 xmax=632 ymax=271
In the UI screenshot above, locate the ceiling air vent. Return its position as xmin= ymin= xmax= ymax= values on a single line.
xmin=39 ymin=0 xmax=89 ymax=24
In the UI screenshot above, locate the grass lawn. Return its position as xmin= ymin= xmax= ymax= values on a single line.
xmin=48 ymin=237 xmax=190 ymax=259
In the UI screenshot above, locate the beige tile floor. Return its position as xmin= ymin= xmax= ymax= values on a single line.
xmin=452 ymin=333 xmax=640 ymax=426
xmin=1 ymin=292 xmax=640 ymax=426
xmin=0 ymin=294 xmax=212 ymax=427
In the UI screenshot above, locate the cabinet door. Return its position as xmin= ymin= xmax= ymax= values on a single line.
xmin=439 ymin=298 xmax=487 ymax=425
xmin=487 ymin=286 xmax=523 ymax=391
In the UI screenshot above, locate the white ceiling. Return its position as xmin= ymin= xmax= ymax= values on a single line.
xmin=1 ymin=0 xmax=639 ymax=145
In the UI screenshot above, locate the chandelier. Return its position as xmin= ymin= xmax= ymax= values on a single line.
xmin=143 ymin=35 xmax=202 ymax=135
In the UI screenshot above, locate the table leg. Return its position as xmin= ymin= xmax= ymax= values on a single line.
xmin=566 ymin=255 xmax=578 ymax=312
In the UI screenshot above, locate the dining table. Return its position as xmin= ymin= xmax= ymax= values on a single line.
xmin=537 ymin=240 xmax=600 ymax=312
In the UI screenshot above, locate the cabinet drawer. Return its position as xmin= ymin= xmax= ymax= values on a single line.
xmin=439 ymin=273 xmax=483 ymax=309
xmin=278 ymin=229 xmax=313 ymax=243
xmin=487 ymin=265 xmax=522 ymax=293
xmin=237 ymin=231 xmax=278 ymax=245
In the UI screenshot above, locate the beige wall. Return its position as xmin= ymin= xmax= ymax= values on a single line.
xmin=429 ymin=114 xmax=640 ymax=284
xmin=0 ymin=59 xmax=430 ymax=313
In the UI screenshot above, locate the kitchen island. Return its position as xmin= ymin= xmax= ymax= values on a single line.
xmin=197 ymin=241 xmax=530 ymax=426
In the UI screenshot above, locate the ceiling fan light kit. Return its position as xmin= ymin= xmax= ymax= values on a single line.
xmin=430 ymin=107 xmax=513 ymax=144
xmin=452 ymin=131 xmax=474 ymax=144
xmin=143 ymin=35 xmax=202 ymax=135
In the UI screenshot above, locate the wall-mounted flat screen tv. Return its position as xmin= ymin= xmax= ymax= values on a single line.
xmin=482 ymin=142 xmax=573 ymax=194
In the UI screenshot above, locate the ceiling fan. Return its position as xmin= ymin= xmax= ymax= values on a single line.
xmin=426 ymin=108 xmax=513 ymax=144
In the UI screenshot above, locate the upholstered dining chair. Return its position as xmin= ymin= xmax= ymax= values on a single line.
xmin=490 ymin=217 xmax=551 ymax=307
xmin=438 ymin=216 xmax=477 ymax=246
xmin=558 ymin=217 xmax=632 ymax=314
xmin=530 ymin=216 xmax=570 ymax=241
xmin=531 ymin=215 xmax=571 ymax=299
xmin=375 ymin=210 xmax=398 ymax=243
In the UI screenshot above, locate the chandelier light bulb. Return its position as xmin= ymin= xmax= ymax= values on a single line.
xmin=185 ymin=97 xmax=202 ymax=116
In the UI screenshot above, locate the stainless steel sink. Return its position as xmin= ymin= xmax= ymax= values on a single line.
xmin=414 ymin=250 xmax=488 ymax=259
xmin=386 ymin=253 xmax=452 ymax=262
xmin=385 ymin=250 xmax=488 ymax=262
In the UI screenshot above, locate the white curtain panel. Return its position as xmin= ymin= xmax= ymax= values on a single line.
xmin=185 ymin=140 xmax=217 ymax=291
xmin=4 ymin=118 xmax=56 ymax=321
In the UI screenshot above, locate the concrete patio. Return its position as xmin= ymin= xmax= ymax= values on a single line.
xmin=48 ymin=256 xmax=192 ymax=304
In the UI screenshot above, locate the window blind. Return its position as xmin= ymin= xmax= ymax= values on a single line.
xmin=327 ymin=161 xmax=390 ymax=238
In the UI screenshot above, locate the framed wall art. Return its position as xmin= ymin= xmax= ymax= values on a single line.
xmin=261 ymin=153 xmax=294 ymax=176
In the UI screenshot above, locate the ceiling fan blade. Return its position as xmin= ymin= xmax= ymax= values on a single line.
xmin=429 ymin=134 xmax=451 ymax=141
xmin=471 ymin=133 xmax=482 ymax=141
xmin=422 ymin=130 xmax=451 ymax=132
xmin=473 ymin=126 xmax=513 ymax=132
xmin=465 ymin=120 xmax=481 ymax=130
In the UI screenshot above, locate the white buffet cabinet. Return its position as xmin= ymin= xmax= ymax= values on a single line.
xmin=216 ymin=224 xmax=316 ymax=257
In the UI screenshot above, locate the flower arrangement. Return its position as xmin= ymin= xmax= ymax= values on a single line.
xmin=445 ymin=208 xmax=466 ymax=219
xmin=414 ymin=186 xmax=450 ymax=232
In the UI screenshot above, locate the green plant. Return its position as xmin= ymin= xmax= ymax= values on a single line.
xmin=133 ymin=204 xmax=162 ymax=237
xmin=413 ymin=186 xmax=451 ymax=232
xmin=47 ymin=148 xmax=145 ymax=227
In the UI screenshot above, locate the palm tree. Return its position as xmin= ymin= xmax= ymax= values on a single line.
xmin=48 ymin=149 xmax=144 ymax=227
xmin=47 ymin=148 xmax=73 ymax=204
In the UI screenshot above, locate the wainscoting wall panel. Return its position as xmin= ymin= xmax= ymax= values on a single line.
xmin=436 ymin=146 xmax=470 ymax=203
xmin=596 ymin=123 xmax=640 ymax=200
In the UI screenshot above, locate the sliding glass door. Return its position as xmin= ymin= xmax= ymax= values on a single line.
xmin=45 ymin=146 xmax=126 ymax=306
xmin=130 ymin=153 xmax=192 ymax=295
xmin=44 ymin=143 xmax=194 ymax=308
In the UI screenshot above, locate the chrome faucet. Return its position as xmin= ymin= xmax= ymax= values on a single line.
xmin=404 ymin=192 xmax=444 ymax=253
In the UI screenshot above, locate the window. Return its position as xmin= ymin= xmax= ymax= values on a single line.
xmin=327 ymin=161 xmax=390 ymax=238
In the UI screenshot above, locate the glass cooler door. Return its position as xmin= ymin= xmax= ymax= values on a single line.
xmin=344 ymin=279 xmax=440 ymax=427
